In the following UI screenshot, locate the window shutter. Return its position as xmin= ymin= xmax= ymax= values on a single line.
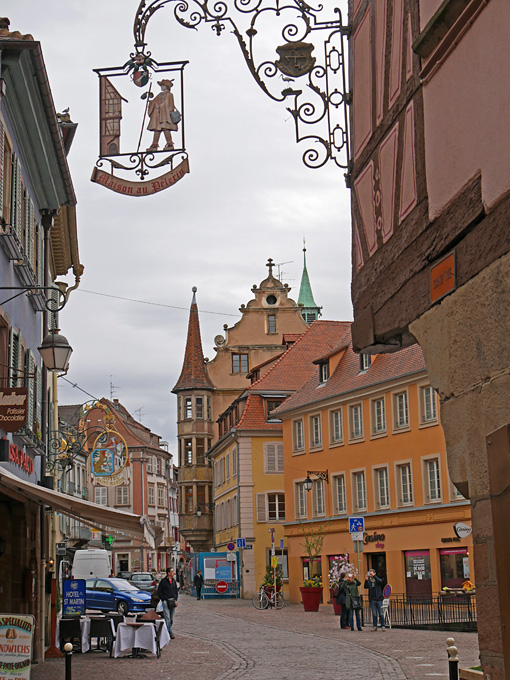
xmin=256 ymin=493 xmax=266 ymax=522
xmin=8 ymin=327 xmax=21 ymax=387
xmin=37 ymin=223 xmax=44 ymax=286
xmin=35 ymin=364 xmax=42 ymax=433
xmin=265 ymin=443 xmax=276 ymax=473
xmin=24 ymin=350 xmax=35 ymax=432
xmin=277 ymin=444 xmax=284 ymax=473
xmin=12 ymin=155 xmax=22 ymax=242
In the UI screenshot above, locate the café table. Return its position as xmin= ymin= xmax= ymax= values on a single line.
xmin=56 ymin=616 xmax=91 ymax=653
xmin=112 ymin=621 xmax=170 ymax=658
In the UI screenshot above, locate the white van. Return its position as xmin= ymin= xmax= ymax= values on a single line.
xmin=71 ymin=549 xmax=111 ymax=580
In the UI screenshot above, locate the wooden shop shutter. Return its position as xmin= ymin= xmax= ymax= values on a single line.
xmin=256 ymin=493 xmax=266 ymax=522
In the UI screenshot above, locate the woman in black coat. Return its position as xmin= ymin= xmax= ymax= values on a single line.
xmin=335 ymin=575 xmax=349 ymax=629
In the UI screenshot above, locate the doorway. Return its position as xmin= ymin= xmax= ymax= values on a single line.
xmin=404 ymin=550 xmax=432 ymax=600
xmin=369 ymin=552 xmax=387 ymax=586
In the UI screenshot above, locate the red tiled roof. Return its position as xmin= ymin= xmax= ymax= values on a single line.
xmin=273 ymin=329 xmax=426 ymax=416
xmin=236 ymin=394 xmax=282 ymax=431
xmin=248 ymin=320 xmax=352 ymax=392
xmin=173 ymin=299 xmax=213 ymax=392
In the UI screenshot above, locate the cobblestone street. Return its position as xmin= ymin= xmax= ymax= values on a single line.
xmin=33 ymin=594 xmax=480 ymax=680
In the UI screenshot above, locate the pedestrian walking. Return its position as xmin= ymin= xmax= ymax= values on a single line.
xmin=364 ymin=569 xmax=386 ymax=631
xmin=194 ymin=569 xmax=204 ymax=600
xmin=335 ymin=573 xmax=350 ymax=629
xmin=157 ymin=567 xmax=179 ymax=639
xmin=342 ymin=573 xmax=362 ymax=631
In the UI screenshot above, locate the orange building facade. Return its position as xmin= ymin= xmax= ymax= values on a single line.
xmin=273 ymin=329 xmax=473 ymax=604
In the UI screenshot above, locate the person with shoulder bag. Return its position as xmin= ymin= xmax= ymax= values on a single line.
xmin=342 ymin=573 xmax=362 ymax=631
xmin=157 ymin=567 xmax=179 ymax=639
xmin=335 ymin=574 xmax=349 ymax=629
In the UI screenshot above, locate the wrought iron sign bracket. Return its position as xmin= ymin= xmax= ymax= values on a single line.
xmin=132 ymin=0 xmax=352 ymax=180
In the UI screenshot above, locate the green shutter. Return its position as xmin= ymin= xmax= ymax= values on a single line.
xmin=0 ymin=121 xmax=4 ymax=221
xmin=8 ymin=327 xmax=20 ymax=387
xmin=24 ymin=350 xmax=35 ymax=432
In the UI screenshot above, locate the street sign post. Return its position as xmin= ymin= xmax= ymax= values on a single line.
xmin=215 ymin=580 xmax=228 ymax=594
xmin=349 ymin=516 xmax=365 ymax=534
xmin=227 ymin=542 xmax=235 ymax=551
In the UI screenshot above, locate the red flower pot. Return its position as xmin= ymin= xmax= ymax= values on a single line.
xmin=329 ymin=589 xmax=342 ymax=615
xmin=299 ymin=586 xmax=323 ymax=612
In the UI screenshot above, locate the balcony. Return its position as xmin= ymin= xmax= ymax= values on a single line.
xmin=0 ymin=223 xmax=23 ymax=260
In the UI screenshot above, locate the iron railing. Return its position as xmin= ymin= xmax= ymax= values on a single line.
xmin=199 ymin=579 xmax=240 ymax=599
xmin=362 ymin=594 xmax=477 ymax=632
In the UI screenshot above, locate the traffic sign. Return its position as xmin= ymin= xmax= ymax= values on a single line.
xmin=280 ymin=538 xmax=284 ymax=550
xmin=349 ymin=516 xmax=365 ymax=533
xmin=383 ymin=584 xmax=392 ymax=599
xmin=244 ymin=544 xmax=253 ymax=550
xmin=236 ymin=538 xmax=246 ymax=548
xmin=215 ymin=580 xmax=228 ymax=593
xmin=351 ymin=531 xmax=363 ymax=542
xmin=227 ymin=542 xmax=235 ymax=551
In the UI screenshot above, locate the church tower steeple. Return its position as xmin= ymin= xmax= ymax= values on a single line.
xmin=298 ymin=242 xmax=322 ymax=324
xmin=172 ymin=287 xmax=214 ymax=553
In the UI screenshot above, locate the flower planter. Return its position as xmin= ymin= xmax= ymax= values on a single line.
xmin=299 ymin=586 xmax=323 ymax=612
xmin=329 ymin=589 xmax=342 ymax=615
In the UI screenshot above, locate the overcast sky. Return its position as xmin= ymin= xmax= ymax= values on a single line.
xmin=5 ymin=0 xmax=351 ymax=452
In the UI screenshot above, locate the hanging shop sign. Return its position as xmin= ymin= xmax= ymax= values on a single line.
xmin=92 ymin=430 xmax=130 ymax=487
xmin=0 ymin=388 xmax=28 ymax=433
xmin=453 ymin=522 xmax=472 ymax=539
xmin=0 ymin=440 xmax=34 ymax=475
xmin=0 ymin=614 xmax=34 ymax=679
xmin=92 ymin=57 xmax=189 ymax=196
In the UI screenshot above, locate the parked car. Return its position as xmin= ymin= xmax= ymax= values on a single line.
xmin=85 ymin=578 xmax=152 ymax=615
xmin=116 ymin=571 xmax=133 ymax=580
xmin=129 ymin=572 xmax=158 ymax=593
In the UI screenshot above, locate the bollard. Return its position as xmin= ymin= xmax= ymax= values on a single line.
xmin=64 ymin=642 xmax=73 ymax=680
xmin=446 ymin=637 xmax=459 ymax=680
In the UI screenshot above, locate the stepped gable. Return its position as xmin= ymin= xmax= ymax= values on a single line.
xmin=248 ymin=320 xmax=351 ymax=393
xmin=274 ymin=331 xmax=426 ymax=415
xmin=235 ymin=394 xmax=282 ymax=431
xmin=173 ymin=287 xmax=213 ymax=392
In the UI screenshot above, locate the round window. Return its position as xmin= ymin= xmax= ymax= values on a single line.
xmin=266 ymin=295 xmax=277 ymax=305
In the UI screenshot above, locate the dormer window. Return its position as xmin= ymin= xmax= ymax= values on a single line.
xmin=319 ymin=362 xmax=329 ymax=383
xmin=360 ymin=353 xmax=371 ymax=371
xmin=266 ymin=399 xmax=283 ymax=421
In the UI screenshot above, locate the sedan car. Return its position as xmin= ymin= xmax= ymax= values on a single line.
xmin=129 ymin=572 xmax=158 ymax=593
xmin=85 ymin=578 xmax=152 ymax=615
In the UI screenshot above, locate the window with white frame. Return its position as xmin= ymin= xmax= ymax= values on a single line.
xmin=313 ymin=480 xmax=325 ymax=516
xmin=148 ymin=485 xmax=155 ymax=506
xmin=360 ymin=353 xmax=371 ymax=371
xmin=398 ymin=463 xmax=413 ymax=505
xmin=349 ymin=404 xmax=363 ymax=439
xmin=184 ymin=397 xmax=192 ymax=419
xmin=334 ymin=474 xmax=346 ymax=514
xmin=310 ymin=414 xmax=322 ymax=447
xmin=157 ymin=485 xmax=165 ymax=507
xmin=425 ymin=458 xmax=441 ymax=502
xmin=375 ymin=467 xmax=390 ymax=508
xmin=267 ymin=314 xmax=277 ymax=334
xmin=156 ymin=457 xmax=161 ymax=475
xmin=353 ymin=471 xmax=367 ymax=511
xmin=116 ymin=485 xmax=129 ymax=505
xmin=295 ymin=482 xmax=307 ymax=519
xmin=95 ymin=486 xmax=107 ymax=505
xmin=293 ymin=420 xmax=304 ymax=451
xmin=319 ymin=362 xmax=329 ymax=383
xmin=232 ymin=446 xmax=238 ymax=477
xmin=267 ymin=493 xmax=285 ymax=521
xmin=420 ymin=386 xmax=438 ymax=423
xmin=226 ymin=452 xmax=230 ymax=481
xmin=146 ymin=455 xmax=153 ymax=474
xmin=195 ymin=396 xmax=204 ymax=419
xmin=394 ymin=391 xmax=409 ymax=429
xmin=264 ymin=442 xmax=284 ymax=473
xmin=372 ymin=398 xmax=386 ymax=434
xmin=330 ymin=409 xmax=343 ymax=444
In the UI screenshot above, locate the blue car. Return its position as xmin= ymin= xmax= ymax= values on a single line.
xmin=85 ymin=578 xmax=152 ymax=615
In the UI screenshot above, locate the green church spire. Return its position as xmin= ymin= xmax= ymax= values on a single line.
xmin=298 ymin=241 xmax=322 ymax=324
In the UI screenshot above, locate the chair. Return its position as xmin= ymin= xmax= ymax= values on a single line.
xmin=382 ymin=598 xmax=392 ymax=629
xmin=107 ymin=614 xmax=123 ymax=631
xmin=89 ymin=617 xmax=115 ymax=656
xmin=154 ymin=620 xmax=164 ymax=658
xmin=59 ymin=617 xmax=82 ymax=653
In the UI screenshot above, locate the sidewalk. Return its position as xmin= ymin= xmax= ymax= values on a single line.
xmin=32 ymin=594 xmax=480 ymax=680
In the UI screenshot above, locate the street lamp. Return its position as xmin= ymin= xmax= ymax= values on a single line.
xmin=304 ymin=470 xmax=329 ymax=492
xmin=38 ymin=329 xmax=73 ymax=372
xmin=196 ymin=506 xmax=202 ymax=517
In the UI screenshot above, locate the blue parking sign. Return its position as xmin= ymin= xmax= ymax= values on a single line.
xmin=349 ymin=516 xmax=365 ymax=533
xmin=236 ymin=538 xmax=246 ymax=548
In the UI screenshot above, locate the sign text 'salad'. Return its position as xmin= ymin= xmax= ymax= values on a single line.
xmin=92 ymin=0 xmax=350 ymax=195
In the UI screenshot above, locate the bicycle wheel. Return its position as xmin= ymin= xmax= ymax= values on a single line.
xmin=252 ymin=592 xmax=269 ymax=610
xmin=274 ymin=592 xmax=284 ymax=609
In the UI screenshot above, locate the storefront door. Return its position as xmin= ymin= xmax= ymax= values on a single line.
xmin=404 ymin=550 xmax=432 ymax=600
xmin=440 ymin=548 xmax=470 ymax=589
xmin=369 ymin=552 xmax=387 ymax=586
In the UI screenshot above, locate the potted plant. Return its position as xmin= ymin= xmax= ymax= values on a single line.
xmin=262 ymin=565 xmax=283 ymax=596
xmin=298 ymin=522 xmax=328 ymax=611
xmin=300 ymin=576 xmax=323 ymax=611
xmin=328 ymin=555 xmax=356 ymax=615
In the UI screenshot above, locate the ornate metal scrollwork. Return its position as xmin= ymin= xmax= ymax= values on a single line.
xmin=132 ymin=0 xmax=351 ymax=179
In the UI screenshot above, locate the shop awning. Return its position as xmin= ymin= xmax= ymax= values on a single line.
xmin=0 ymin=466 xmax=155 ymax=548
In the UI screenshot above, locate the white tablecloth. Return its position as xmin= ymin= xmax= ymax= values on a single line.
xmin=113 ymin=621 xmax=170 ymax=658
xmin=56 ymin=617 xmax=91 ymax=653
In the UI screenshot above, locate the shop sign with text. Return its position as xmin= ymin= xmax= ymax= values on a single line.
xmin=0 ymin=388 xmax=28 ymax=433
xmin=0 ymin=614 xmax=34 ymax=679
xmin=0 ymin=440 xmax=34 ymax=475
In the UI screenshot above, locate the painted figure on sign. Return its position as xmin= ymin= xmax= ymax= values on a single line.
xmin=147 ymin=79 xmax=179 ymax=152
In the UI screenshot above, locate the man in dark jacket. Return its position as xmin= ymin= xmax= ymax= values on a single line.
xmin=157 ymin=567 xmax=179 ymax=638
xmin=364 ymin=569 xmax=385 ymax=631
xmin=335 ymin=574 xmax=349 ymax=629
xmin=193 ymin=570 xmax=204 ymax=600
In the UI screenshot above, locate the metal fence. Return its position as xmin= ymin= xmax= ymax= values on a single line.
xmin=362 ymin=594 xmax=477 ymax=632
xmin=200 ymin=579 xmax=240 ymax=599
